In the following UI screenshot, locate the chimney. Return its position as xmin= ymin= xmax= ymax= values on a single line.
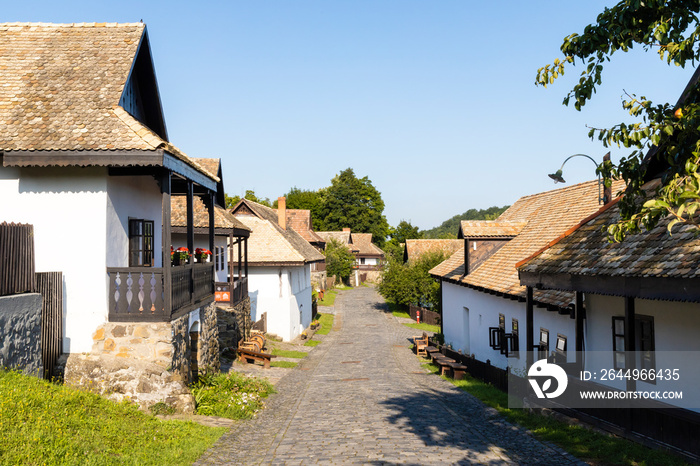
xmin=278 ymin=197 xmax=286 ymax=229
xmin=342 ymin=228 xmax=351 ymax=232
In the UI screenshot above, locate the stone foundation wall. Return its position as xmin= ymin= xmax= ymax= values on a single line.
xmin=77 ymin=301 xmax=224 ymax=412
xmin=63 ymin=354 xmax=194 ymax=413
xmin=217 ymin=296 xmax=251 ymax=350
xmin=198 ymin=302 xmax=220 ymax=372
xmin=0 ymin=293 xmax=42 ymax=375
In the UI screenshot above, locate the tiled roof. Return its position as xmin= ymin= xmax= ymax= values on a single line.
xmin=0 ymin=22 xmax=215 ymax=182
xmin=232 ymin=216 xmax=307 ymax=264
xmin=351 ymin=233 xmax=385 ymax=257
xmin=231 ymin=199 xmax=324 ymax=264
xmin=285 ymin=209 xmax=325 ymax=244
xmin=405 ymin=239 xmax=463 ymax=262
xmin=518 ymin=197 xmax=700 ymax=280
xmin=430 ymin=180 xmax=625 ymax=308
xmin=171 ymin=196 xmax=249 ymax=232
xmin=316 ymin=231 xmax=351 ymax=246
xmin=459 ymin=221 xmax=527 ymax=238
xmin=195 ymin=158 xmax=221 ymax=182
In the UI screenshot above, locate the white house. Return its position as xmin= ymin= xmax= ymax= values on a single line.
xmin=230 ymin=198 xmax=325 ymax=341
xmin=0 ymin=23 xmax=221 ymax=393
xmin=430 ymin=180 xmax=624 ymax=375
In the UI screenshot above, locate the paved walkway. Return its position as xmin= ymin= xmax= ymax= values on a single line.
xmin=196 ymin=287 xmax=586 ymax=465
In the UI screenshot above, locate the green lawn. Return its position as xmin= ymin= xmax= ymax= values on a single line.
xmin=270 ymin=361 xmax=298 ymax=369
xmin=403 ymin=322 xmax=440 ymax=333
xmin=0 ymin=370 xmax=224 ymax=465
xmin=271 ymin=348 xmax=308 ymax=359
xmin=387 ymin=301 xmax=411 ymax=319
xmin=423 ymin=363 xmax=687 ymax=466
xmin=318 ymin=289 xmax=338 ymax=307
xmin=304 ymin=339 xmax=321 ymax=347
xmin=315 ymin=312 xmax=334 ymax=335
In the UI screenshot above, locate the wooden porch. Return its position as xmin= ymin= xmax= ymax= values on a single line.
xmin=108 ymin=263 xmax=215 ymax=322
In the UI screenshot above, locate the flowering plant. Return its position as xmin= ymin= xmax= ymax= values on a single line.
xmin=172 ymin=246 xmax=191 ymax=265
xmin=195 ymin=248 xmax=212 ymax=262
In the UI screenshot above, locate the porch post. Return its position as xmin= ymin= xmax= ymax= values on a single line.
xmin=575 ymin=291 xmax=585 ymax=370
xmin=244 ymin=237 xmax=248 ymax=278
xmin=207 ymin=191 xmax=215 ymax=254
xmin=237 ymin=237 xmax=242 ymax=281
xmin=186 ymin=180 xmax=194 ymax=264
xmin=161 ymin=171 xmax=172 ymax=315
xmin=526 ymin=286 xmax=534 ymax=369
xmin=624 ymin=296 xmax=636 ymax=392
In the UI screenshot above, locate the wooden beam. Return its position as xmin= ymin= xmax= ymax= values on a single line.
xmin=186 ymin=180 xmax=194 ymax=264
xmin=161 ymin=171 xmax=172 ymax=316
xmin=526 ymin=286 xmax=534 ymax=369
xmin=575 ymin=291 xmax=584 ymax=369
xmin=625 ymin=296 xmax=636 ymax=392
xmin=207 ymin=192 xmax=215 ymax=254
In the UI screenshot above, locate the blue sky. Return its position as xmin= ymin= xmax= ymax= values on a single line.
xmin=3 ymin=1 xmax=696 ymax=230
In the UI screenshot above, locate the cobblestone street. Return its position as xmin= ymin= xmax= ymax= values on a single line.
xmin=196 ymin=287 xmax=586 ymax=465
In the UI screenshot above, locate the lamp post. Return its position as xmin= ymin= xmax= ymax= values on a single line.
xmin=548 ymin=153 xmax=610 ymax=205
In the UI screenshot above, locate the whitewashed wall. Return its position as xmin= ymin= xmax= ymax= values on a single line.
xmin=585 ymin=294 xmax=700 ymax=409
xmin=241 ymin=264 xmax=312 ymax=341
xmin=106 ymin=175 xmax=162 ymax=268
xmin=0 ymin=166 xmax=109 ymax=353
xmin=442 ymin=281 xmax=576 ymax=373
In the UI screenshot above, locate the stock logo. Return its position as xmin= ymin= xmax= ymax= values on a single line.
xmin=528 ymin=359 xmax=568 ymax=399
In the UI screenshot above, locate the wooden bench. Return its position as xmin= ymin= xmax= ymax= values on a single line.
xmin=443 ymin=361 xmax=468 ymax=380
xmin=413 ymin=333 xmax=429 ymax=357
xmin=433 ymin=356 xmax=456 ymax=376
xmin=237 ymin=347 xmax=277 ymax=369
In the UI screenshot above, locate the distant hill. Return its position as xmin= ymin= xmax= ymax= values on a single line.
xmin=422 ymin=206 xmax=510 ymax=239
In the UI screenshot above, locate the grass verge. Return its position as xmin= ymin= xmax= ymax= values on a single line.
xmin=315 ymin=312 xmax=334 ymax=335
xmin=304 ymin=339 xmax=321 ymax=347
xmin=403 ymin=322 xmax=440 ymax=333
xmin=422 ymin=363 xmax=687 ymax=466
xmin=271 ymin=348 xmax=308 ymax=359
xmin=318 ymin=289 xmax=338 ymax=307
xmin=191 ymin=371 xmax=275 ymax=419
xmin=271 ymin=361 xmax=298 ymax=369
xmin=387 ymin=301 xmax=411 ymax=319
xmin=0 ymin=370 xmax=224 ymax=465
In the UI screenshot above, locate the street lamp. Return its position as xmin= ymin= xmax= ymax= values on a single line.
xmin=548 ymin=153 xmax=609 ymax=205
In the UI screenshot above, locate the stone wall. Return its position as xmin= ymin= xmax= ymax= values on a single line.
xmin=198 ymin=302 xmax=220 ymax=372
xmin=0 ymin=293 xmax=43 ymax=375
xmin=217 ymin=296 xmax=251 ymax=351
xmin=78 ymin=301 xmax=225 ymax=412
xmin=311 ymin=270 xmax=327 ymax=291
xmin=63 ymin=354 xmax=194 ymax=413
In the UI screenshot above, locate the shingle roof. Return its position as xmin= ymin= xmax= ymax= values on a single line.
xmin=351 ymin=233 xmax=385 ymax=257
xmin=459 ymin=221 xmax=527 ymax=238
xmin=171 ymin=196 xmax=249 ymax=232
xmin=0 ymin=22 xmax=215 ymax=182
xmin=405 ymin=239 xmax=462 ymax=262
xmin=231 ymin=199 xmax=324 ymax=264
xmin=431 ymin=179 xmax=625 ymax=308
xmin=517 ymin=196 xmax=700 ymax=280
xmin=316 ymin=231 xmax=351 ymax=247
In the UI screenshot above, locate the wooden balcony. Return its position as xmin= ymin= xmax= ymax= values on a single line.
xmin=214 ymin=276 xmax=248 ymax=307
xmin=107 ymin=263 xmax=215 ymax=322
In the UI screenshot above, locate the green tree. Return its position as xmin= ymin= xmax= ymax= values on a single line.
xmin=422 ymin=206 xmax=510 ymax=239
xmin=377 ymin=250 xmax=446 ymax=310
xmin=536 ymin=0 xmax=700 ymax=240
xmin=225 ymin=190 xmax=272 ymax=209
xmin=323 ymin=238 xmax=355 ymax=283
xmin=390 ymin=220 xmax=422 ymax=245
xmin=283 ymin=187 xmax=325 ymax=230
xmin=318 ymin=168 xmax=390 ymax=247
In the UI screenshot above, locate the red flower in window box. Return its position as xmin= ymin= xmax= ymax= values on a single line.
xmin=195 ymin=248 xmax=212 ymax=263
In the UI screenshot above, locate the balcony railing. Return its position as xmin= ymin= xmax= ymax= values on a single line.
xmin=215 ymin=276 xmax=248 ymax=307
xmin=108 ymin=263 xmax=215 ymax=322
